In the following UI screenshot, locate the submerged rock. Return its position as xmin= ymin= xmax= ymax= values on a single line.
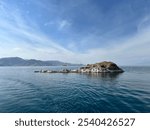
xmin=60 ymin=69 xmax=70 ymax=73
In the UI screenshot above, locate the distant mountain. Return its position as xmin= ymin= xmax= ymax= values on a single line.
xmin=0 ymin=57 xmax=82 ymax=66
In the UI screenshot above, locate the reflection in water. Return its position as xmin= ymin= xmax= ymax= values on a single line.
xmin=82 ymin=72 xmax=122 ymax=80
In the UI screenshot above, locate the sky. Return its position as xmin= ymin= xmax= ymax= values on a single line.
xmin=0 ymin=0 xmax=150 ymax=65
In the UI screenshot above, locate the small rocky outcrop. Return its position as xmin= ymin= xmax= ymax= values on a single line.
xmin=79 ymin=61 xmax=124 ymax=73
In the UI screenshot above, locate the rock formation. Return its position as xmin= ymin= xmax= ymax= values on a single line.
xmin=34 ymin=61 xmax=124 ymax=73
xmin=79 ymin=61 xmax=124 ymax=73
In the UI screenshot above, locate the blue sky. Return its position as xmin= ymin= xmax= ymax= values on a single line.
xmin=0 ymin=0 xmax=150 ymax=65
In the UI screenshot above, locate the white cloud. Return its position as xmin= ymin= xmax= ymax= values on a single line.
xmin=0 ymin=1 xmax=74 ymax=60
xmin=76 ymin=26 xmax=150 ymax=65
xmin=12 ymin=47 xmax=22 ymax=51
xmin=137 ymin=15 xmax=150 ymax=32
xmin=0 ymin=1 xmax=150 ymax=65
xmin=58 ymin=20 xmax=71 ymax=30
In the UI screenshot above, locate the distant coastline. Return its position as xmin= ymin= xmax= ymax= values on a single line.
xmin=0 ymin=57 xmax=83 ymax=66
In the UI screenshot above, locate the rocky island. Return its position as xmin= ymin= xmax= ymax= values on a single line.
xmin=79 ymin=61 xmax=124 ymax=73
xmin=35 ymin=61 xmax=124 ymax=73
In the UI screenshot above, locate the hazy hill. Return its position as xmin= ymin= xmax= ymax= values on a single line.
xmin=0 ymin=57 xmax=82 ymax=66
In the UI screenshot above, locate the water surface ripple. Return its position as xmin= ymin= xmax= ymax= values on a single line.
xmin=0 ymin=66 xmax=150 ymax=112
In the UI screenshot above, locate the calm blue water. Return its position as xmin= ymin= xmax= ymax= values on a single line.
xmin=0 ymin=66 xmax=150 ymax=113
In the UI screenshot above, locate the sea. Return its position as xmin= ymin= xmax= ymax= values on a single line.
xmin=0 ymin=66 xmax=150 ymax=113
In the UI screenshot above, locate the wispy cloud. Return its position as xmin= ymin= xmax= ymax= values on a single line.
xmin=0 ymin=1 xmax=74 ymax=60
xmin=58 ymin=20 xmax=71 ymax=30
xmin=0 ymin=0 xmax=150 ymax=65
xmin=75 ymin=25 xmax=150 ymax=65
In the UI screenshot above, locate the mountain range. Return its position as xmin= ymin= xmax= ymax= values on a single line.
xmin=0 ymin=57 xmax=82 ymax=66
